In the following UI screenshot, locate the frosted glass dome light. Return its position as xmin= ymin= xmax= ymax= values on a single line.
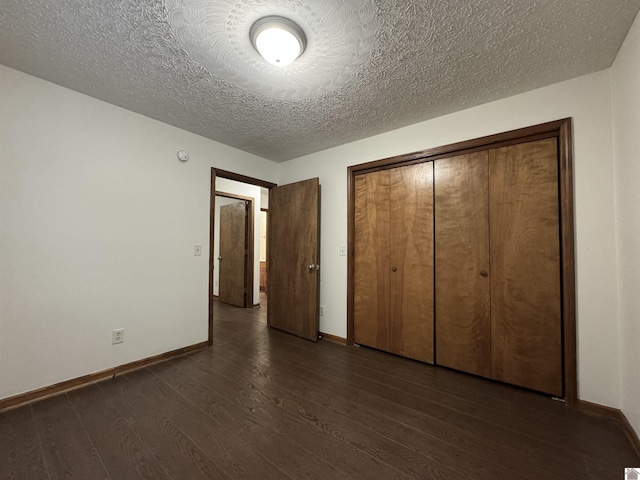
xmin=250 ymin=17 xmax=307 ymax=67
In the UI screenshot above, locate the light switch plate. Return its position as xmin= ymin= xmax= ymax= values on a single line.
xmin=194 ymin=244 xmax=202 ymax=256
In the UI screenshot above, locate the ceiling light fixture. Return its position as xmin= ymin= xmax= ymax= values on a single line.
xmin=250 ymin=16 xmax=306 ymax=67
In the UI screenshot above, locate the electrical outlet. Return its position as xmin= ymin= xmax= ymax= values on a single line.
xmin=319 ymin=305 xmax=325 ymax=316
xmin=194 ymin=244 xmax=202 ymax=256
xmin=112 ymin=328 xmax=124 ymax=345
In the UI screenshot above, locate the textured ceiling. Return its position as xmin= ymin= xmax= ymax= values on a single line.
xmin=1 ymin=1 xmax=639 ymax=161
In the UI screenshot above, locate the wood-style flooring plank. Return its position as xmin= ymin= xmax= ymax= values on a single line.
xmin=191 ymin=343 xmax=526 ymax=480
xmin=0 ymin=404 xmax=49 ymax=480
xmin=279 ymin=340 xmax=614 ymax=478
xmin=176 ymin=354 xmax=439 ymax=480
xmin=123 ymin=368 xmax=289 ymax=480
xmin=279 ymin=339 xmax=630 ymax=462
xmin=204 ymin=324 xmax=627 ymax=479
xmin=149 ymin=360 xmax=355 ymax=480
xmin=197 ymin=337 xmax=547 ymax=479
xmin=67 ymin=384 xmax=172 ymax=480
xmin=31 ymin=394 xmax=110 ymax=480
xmin=97 ymin=376 xmax=234 ymax=480
xmin=253 ymin=319 xmax=634 ymax=458
xmin=188 ymin=347 xmax=520 ymax=480
xmin=1 ymin=296 xmax=638 ymax=480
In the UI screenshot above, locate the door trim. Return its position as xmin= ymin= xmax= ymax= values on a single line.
xmin=347 ymin=118 xmax=577 ymax=405
xmin=209 ymin=169 xmax=276 ymax=346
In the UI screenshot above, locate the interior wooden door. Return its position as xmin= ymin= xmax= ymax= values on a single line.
xmin=267 ymin=178 xmax=320 ymax=341
xmin=434 ymin=152 xmax=492 ymax=376
xmin=489 ymin=138 xmax=563 ymax=396
xmin=389 ymin=163 xmax=434 ymax=364
xmin=219 ymin=202 xmax=247 ymax=307
xmin=353 ymin=170 xmax=391 ymax=351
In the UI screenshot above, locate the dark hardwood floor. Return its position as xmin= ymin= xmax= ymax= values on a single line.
xmin=1 ymin=293 xmax=638 ymax=479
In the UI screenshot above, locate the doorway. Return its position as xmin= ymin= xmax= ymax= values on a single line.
xmin=209 ymin=169 xmax=276 ymax=345
xmin=209 ymin=168 xmax=321 ymax=346
xmin=214 ymin=193 xmax=252 ymax=307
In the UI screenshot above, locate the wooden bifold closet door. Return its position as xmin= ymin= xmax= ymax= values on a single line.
xmin=489 ymin=139 xmax=562 ymax=395
xmin=434 ymin=151 xmax=492 ymax=378
xmin=351 ymin=122 xmax=572 ymax=399
xmin=354 ymin=163 xmax=434 ymax=364
xmin=434 ymin=138 xmax=562 ymax=396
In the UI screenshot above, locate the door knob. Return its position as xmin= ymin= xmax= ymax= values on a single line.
xmin=480 ymin=270 xmax=488 ymax=277
xmin=218 ymin=256 xmax=222 ymax=261
xmin=308 ymin=264 xmax=320 ymax=271
xmin=391 ymin=266 xmax=397 ymax=272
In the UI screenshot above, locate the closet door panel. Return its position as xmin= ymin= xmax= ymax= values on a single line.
xmin=434 ymin=152 xmax=492 ymax=376
xmin=389 ymin=163 xmax=434 ymax=364
xmin=354 ymin=171 xmax=390 ymax=350
xmin=489 ymin=138 xmax=563 ymax=396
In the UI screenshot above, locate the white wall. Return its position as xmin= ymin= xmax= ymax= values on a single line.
xmin=611 ymin=10 xmax=640 ymax=436
xmin=279 ymin=70 xmax=620 ymax=408
xmin=259 ymin=211 xmax=267 ymax=262
xmin=0 ymin=64 xmax=277 ymax=400
xmin=213 ymin=178 xmax=262 ymax=303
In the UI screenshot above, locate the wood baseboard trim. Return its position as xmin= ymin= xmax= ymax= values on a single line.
xmin=253 ymin=303 xmax=260 ymax=308
xmin=0 ymin=341 xmax=208 ymax=413
xmin=620 ymin=411 xmax=640 ymax=458
xmin=319 ymin=332 xmax=348 ymax=345
xmin=578 ymin=400 xmax=640 ymax=457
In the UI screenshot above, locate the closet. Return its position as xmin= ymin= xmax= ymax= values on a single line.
xmin=435 ymin=138 xmax=562 ymax=396
xmin=353 ymin=162 xmax=434 ymax=364
xmin=349 ymin=121 xmax=574 ymax=399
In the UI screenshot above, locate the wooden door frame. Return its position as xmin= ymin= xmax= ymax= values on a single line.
xmin=260 ymin=208 xmax=269 ymax=294
xmin=215 ymin=191 xmax=253 ymax=308
xmin=347 ymin=118 xmax=577 ymax=406
xmin=209 ymin=168 xmax=277 ymax=346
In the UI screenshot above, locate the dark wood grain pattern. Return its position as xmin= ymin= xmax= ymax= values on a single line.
xmin=68 ymin=384 xmax=172 ymax=480
xmin=354 ymin=163 xmax=434 ymax=363
xmin=0 ymin=295 xmax=638 ymax=479
xmin=219 ymin=201 xmax=247 ymax=307
xmin=99 ymin=376 xmax=233 ymax=480
xmin=31 ymin=394 xmax=109 ymax=479
xmin=489 ymin=138 xmax=563 ymax=396
xmin=346 ymin=118 xmax=577 ymax=403
xmin=558 ymin=119 xmax=578 ymax=406
xmin=434 ymin=151 xmax=492 ymax=376
xmin=353 ymin=170 xmax=390 ymax=351
xmin=267 ymin=178 xmax=320 ymax=341
xmin=389 ymin=163 xmax=434 ymax=363
xmin=0 ymin=404 xmax=48 ymax=479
